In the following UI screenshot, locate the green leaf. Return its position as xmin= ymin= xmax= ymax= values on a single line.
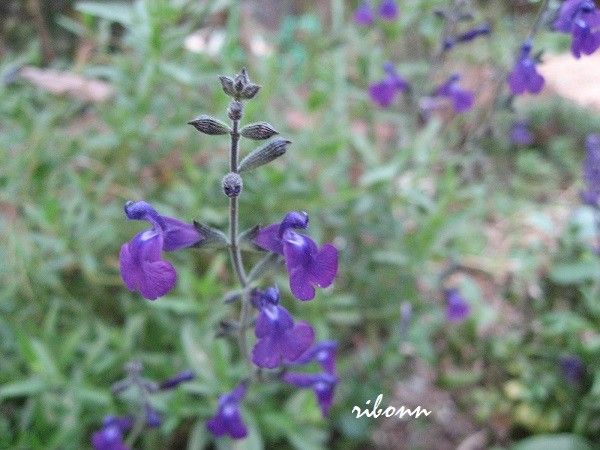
xmin=549 ymin=260 xmax=600 ymax=285
xmin=75 ymin=2 xmax=133 ymax=26
xmin=511 ymin=434 xmax=593 ymax=450
xmin=0 ymin=378 xmax=46 ymax=402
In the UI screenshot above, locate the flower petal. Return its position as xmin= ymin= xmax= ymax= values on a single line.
xmin=255 ymin=223 xmax=283 ymax=254
xmin=282 ymin=321 xmax=315 ymax=363
xmin=309 ymin=244 xmax=338 ymax=288
xmin=252 ymin=335 xmax=281 ymax=368
xmin=139 ymin=259 xmax=177 ymax=300
xmin=161 ymin=216 xmax=203 ymax=251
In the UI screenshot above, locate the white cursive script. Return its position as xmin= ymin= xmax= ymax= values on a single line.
xmin=352 ymin=394 xmax=432 ymax=419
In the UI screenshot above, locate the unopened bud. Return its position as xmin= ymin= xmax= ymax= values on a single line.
xmin=240 ymin=122 xmax=278 ymax=140
xmin=228 ymin=100 xmax=243 ymax=120
xmin=219 ymin=76 xmax=236 ymax=97
xmin=222 ymin=172 xmax=243 ymax=197
xmin=187 ymin=115 xmax=231 ymax=135
xmin=234 ymin=68 xmax=249 ymax=92
xmin=240 ymin=83 xmax=261 ymax=99
xmin=238 ymin=138 xmax=291 ymax=172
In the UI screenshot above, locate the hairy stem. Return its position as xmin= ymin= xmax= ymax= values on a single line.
xmin=228 ymin=111 xmax=251 ymax=365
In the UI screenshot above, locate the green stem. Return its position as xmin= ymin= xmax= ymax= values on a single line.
xmin=228 ymin=111 xmax=251 ymax=365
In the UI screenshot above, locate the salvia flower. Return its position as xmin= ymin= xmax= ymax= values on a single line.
xmin=444 ymin=22 xmax=491 ymax=51
xmin=510 ymin=121 xmax=534 ymax=146
xmin=294 ymin=340 xmax=338 ymax=374
xmin=571 ymin=13 xmax=600 ymax=58
xmin=581 ymin=134 xmax=600 ymax=207
xmin=354 ymin=1 xmax=375 ymax=26
xmin=369 ymin=62 xmax=409 ymax=108
xmin=91 ymin=416 xmax=133 ymax=450
xmin=144 ymin=403 xmax=162 ymax=428
xmin=255 ymin=211 xmax=338 ymax=301
xmin=206 ymin=384 xmax=248 ymax=439
xmin=444 ymin=288 xmax=471 ymax=322
xmin=559 ymin=355 xmax=586 ymax=384
xmin=434 ymin=74 xmax=474 ymax=113
xmin=283 ymin=372 xmax=338 ymax=417
xmin=119 ymin=201 xmax=203 ymax=300
xmin=554 ymin=0 xmax=596 ymax=33
xmin=251 ymin=286 xmax=315 ymax=368
xmin=507 ymin=42 xmax=544 ymax=96
xmin=379 ymin=0 xmax=399 ymax=20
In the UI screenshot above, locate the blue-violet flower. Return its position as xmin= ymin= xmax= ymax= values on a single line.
xmin=255 ymin=211 xmax=338 ymax=301
xmin=444 ymin=288 xmax=471 ymax=322
xmin=507 ymin=42 xmax=544 ymax=96
xmin=581 ymin=134 xmax=600 ymax=207
xmin=251 ymin=286 xmax=315 ymax=368
xmin=354 ymin=1 xmax=375 ymax=26
xmin=510 ymin=121 xmax=534 ymax=146
xmin=369 ymin=62 xmax=409 ymax=108
xmin=91 ymin=416 xmax=133 ymax=450
xmin=206 ymin=384 xmax=248 ymax=439
xmin=119 ymin=201 xmax=203 ymax=300
xmin=283 ymin=372 xmax=338 ymax=417
xmin=434 ymin=74 xmax=474 ymax=113
xmin=293 ymin=340 xmax=337 ymax=374
xmin=379 ymin=0 xmax=399 ymax=20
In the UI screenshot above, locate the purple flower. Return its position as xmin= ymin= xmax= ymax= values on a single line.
xmin=144 ymin=403 xmax=162 ymax=428
xmin=119 ymin=201 xmax=203 ymax=300
xmin=456 ymin=22 xmax=491 ymax=43
xmin=559 ymin=355 xmax=586 ymax=384
xmin=294 ymin=340 xmax=338 ymax=374
xmin=379 ymin=0 xmax=398 ymax=20
xmin=283 ymin=372 xmax=338 ymax=417
xmin=159 ymin=369 xmax=195 ymax=390
xmin=206 ymin=384 xmax=248 ymax=440
xmin=251 ymin=286 xmax=315 ymax=368
xmin=507 ymin=42 xmax=544 ymax=96
xmin=444 ymin=288 xmax=470 ymax=322
xmin=554 ymin=0 xmax=596 ymax=33
xmin=255 ymin=211 xmax=338 ymax=301
xmin=510 ymin=121 xmax=534 ymax=146
xmin=368 ymin=62 xmax=409 ymax=107
xmin=581 ymin=134 xmax=600 ymax=207
xmin=435 ymin=74 xmax=474 ymax=113
xmin=571 ymin=13 xmax=600 ymax=58
xmin=91 ymin=416 xmax=133 ymax=450
xmin=354 ymin=1 xmax=374 ymax=26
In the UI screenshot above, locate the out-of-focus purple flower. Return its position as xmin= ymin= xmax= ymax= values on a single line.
xmin=354 ymin=1 xmax=375 ymax=26
xmin=159 ymin=370 xmax=195 ymax=390
xmin=434 ymin=74 xmax=474 ymax=113
xmin=379 ymin=0 xmax=399 ymax=20
xmin=581 ymin=134 xmax=600 ymax=207
xmin=144 ymin=403 xmax=162 ymax=428
xmin=507 ymin=42 xmax=544 ymax=96
xmin=206 ymin=384 xmax=248 ymax=439
xmin=571 ymin=13 xmax=600 ymax=58
xmin=510 ymin=121 xmax=534 ymax=146
xmin=91 ymin=416 xmax=133 ymax=450
xmin=294 ymin=340 xmax=338 ymax=374
xmin=255 ymin=211 xmax=338 ymax=301
xmin=554 ymin=0 xmax=596 ymax=33
xmin=559 ymin=355 xmax=586 ymax=384
xmin=369 ymin=62 xmax=409 ymax=108
xmin=283 ymin=372 xmax=338 ymax=417
xmin=251 ymin=286 xmax=315 ymax=368
xmin=444 ymin=288 xmax=470 ymax=322
xmin=119 ymin=201 xmax=203 ymax=300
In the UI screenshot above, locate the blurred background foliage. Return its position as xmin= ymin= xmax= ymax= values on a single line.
xmin=1 ymin=0 xmax=600 ymax=449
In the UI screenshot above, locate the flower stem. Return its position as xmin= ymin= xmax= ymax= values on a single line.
xmin=228 ymin=111 xmax=251 ymax=365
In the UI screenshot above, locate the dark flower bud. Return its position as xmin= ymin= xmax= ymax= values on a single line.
xmin=240 ymin=122 xmax=278 ymax=140
xmin=240 ymin=83 xmax=261 ymax=99
xmin=222 ymin=172 xmax=243 ymax=197
xmin=219 ymin=75 xmax=237 ymax=97
xmin=145 ymin=403 xmax=162 ymax=428
xmin=228 ymin=100 xmax=243 ymax=120
xmin=187 ymin=115 xmax=231 ymax=135
xmin=159 ymin=370 xmax=195 ymax=390
xmin=238 ymin=138 xmax=291 ymax=172
xmin=234 ymin=68 xmax=249 ymax=92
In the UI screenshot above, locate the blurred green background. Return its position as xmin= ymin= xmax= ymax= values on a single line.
xmin=1 ymin=0 xmax=600 ymax=449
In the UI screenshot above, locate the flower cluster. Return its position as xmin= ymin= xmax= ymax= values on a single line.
xmin=554 ymin=0 xmax=600 ymax=58
xmin=91 ymin=364 xmax=194 ymax=450
xmin=354 ymin=0 xmax=399 ymax=26
xmin=117 ymin=69 xmax=340 ymax=443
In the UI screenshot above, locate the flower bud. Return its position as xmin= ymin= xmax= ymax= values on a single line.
xmin=228 ymin=100 xmax=243 ymax=120
xmin=240 ymin=83 xmax=261 ymax=99
xmin=234 ymin=68 xmax=249 ymax=92
xmin=238 ymin=138 xmax=291 ymax=172
xmin=187 ymin=115 xmax=231 ymax=135
xmin=240 ymin=122 xmax=278 ymax=140
xmin=219 ymin=75 xmax=237 ymax=97
xmin=222 ymin=172 xmax=243 ymax=197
